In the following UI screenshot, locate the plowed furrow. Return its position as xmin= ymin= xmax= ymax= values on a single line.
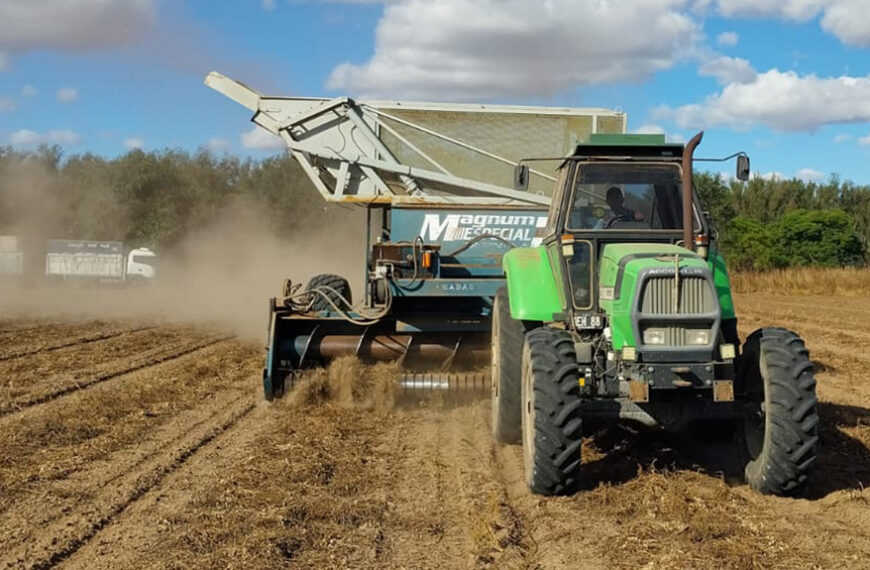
xmin=0 ymin=325 xmax=157 ymax=362
xmin=0 ymin=335 xmax=234 ymax=417
xmin=0 ymin=387 xmax=252 ymax=550
xmin=0 ymin=398 xmax=255 ymax=570
xmin=0 ymin=324 xmax=46 ymax=336
xmin=0 ymin=341 xmax=260 ymax=511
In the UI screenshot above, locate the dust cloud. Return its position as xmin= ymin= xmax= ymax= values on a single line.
xmin=0 ymin=197 xmax=365 ymax=341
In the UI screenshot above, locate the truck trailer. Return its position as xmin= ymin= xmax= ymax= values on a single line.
xmin=44 ymin=240 xmax=156 ymax=284
xmin=0 ymin=236 xmax=24 ymax=279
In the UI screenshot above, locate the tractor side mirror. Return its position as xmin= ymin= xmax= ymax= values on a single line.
xmin=736 ymin=154 xmax=750 ymax=181
xmin=514 ymin=164 xmax=530 ymax=191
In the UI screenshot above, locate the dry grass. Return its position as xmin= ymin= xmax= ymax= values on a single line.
xmin=288 ymin=356 xmax=400 ymax=411
xmin=578 ymin=469 xmax=824 ymax=569
xmin=730 ymin=267 xmax=870 ymax=295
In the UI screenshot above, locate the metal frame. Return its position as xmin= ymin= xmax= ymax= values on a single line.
xmin=206 ymin=72 xmax=627 ymax=207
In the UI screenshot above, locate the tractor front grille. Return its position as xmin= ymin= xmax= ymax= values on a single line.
xmin=640 ymin=275 xmax=715 ymax=315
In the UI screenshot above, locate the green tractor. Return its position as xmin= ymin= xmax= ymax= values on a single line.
xmin=492 ymin=132 xmax=818 ymax=496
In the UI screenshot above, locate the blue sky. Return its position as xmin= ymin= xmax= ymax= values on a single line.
xmin=2 ymin=0 xmax=870 ymax=184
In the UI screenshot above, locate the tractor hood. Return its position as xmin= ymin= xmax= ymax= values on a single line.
xmin=598 ymin=243 xmax=721 ymax=360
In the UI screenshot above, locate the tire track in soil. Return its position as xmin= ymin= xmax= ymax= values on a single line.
xmin=0 ymin=396 xmax=256 ymax=570
xmin=0 ymin=386 xmax=253 ymax=546
xmin=54 ymin=400 xmax=537 ymax=570
xmin=0 ymin=335 xmax=234 ymax=417
xmin=493 ymin=421 xmax=608 ymax=569
xmin=0 ymin=340 xmax=259 ymax=515
xmin=382 ymin=403 xmax=534 ymax=569
xmin=54 ymin=402 xmax=390 ymax=570
xmin=0 ymin=324 xmax=47 ymax=336
xmin=0 ymin=321 xmax=93 ymax=342
xmin=0 ymin=325 xmax=159 ymax=362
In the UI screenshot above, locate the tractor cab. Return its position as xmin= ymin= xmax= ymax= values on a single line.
xmin=538 ymin=134 xmax=710 ymax=319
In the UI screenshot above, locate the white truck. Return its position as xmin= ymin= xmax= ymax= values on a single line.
xmin=0 ymin=236 xmax=24 ymax=278
xmin=44 ymin=240 xmax=156 ymax=284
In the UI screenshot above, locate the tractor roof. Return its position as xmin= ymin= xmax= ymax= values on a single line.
xmin=572 ymin=133 xmax=684 ymax=160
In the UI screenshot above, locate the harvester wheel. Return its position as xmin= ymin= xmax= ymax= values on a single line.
xmin=738 ymin=327 xmax=819 ymax=496
xmin=521 ymin=326 xmax=583 ymax=496
xmin=491 ymin=287 xmax=524 ymax=444
xmin=305 ymin=274 xmax=352 ymax=312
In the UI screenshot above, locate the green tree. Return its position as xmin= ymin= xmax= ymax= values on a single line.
xmin=771 ymin=209 xmax=864 ymax=267
xmin=719 ymin=216 xmax=775 ymax=270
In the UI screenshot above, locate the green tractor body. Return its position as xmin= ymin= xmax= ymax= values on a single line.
xmin=493 ymin=133 xmax=819 ymax=497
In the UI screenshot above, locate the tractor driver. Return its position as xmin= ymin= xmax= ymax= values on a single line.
xmin=595 ymin=186 xmax=644 ymax=229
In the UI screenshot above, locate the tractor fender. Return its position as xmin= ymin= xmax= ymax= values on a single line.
xmin=503 ymin=247 xmax=564 ymax=321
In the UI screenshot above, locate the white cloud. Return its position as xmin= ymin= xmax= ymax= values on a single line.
xmin=20 ymin=84 xmax=37 ymax=97
xmin=820 ymin=0 xmax=870 ymax=47
xmin=123 ymin=137 xmax=144 ymax=149
xmin=656 ymin=69 xmax=870 ymax=131
xmin=756 ymin=171 xmax=787 ymax=181
xmin=241 ymin=126 xmax=284 ymax=150
xmin=833 ymin=133 xmax=852 ymax=143
xmin=206 ymin=137 xmax=231 ymax=152
xmin=634 ymin=124 xmax=666 ymax=135
xmin=0 ymin=97 xmax=15 ymax=112
xmin=698 ymin=56 xmax=756 ymax=85
xmin=56 ymin=87 xmax=78 ymax=102
xmin=262 ymin=0 xmax=276 ymax=9
xmin=327 ymin=0 xmax=702 ymax=100
xmin=632 ymin=124 xmax=685 ymax=143
xmin=796 ymin=168 xmax=824 ymax=182
xmin=0 ymin=1 xmax=154 ymax=68
xmin=716 ymin=0 xmax=827 ymax=21
xmin=746 ymin=169 xmax=825 ymax=182
xmin=716 ymin=0 xmax=870 ymax=46
xmin=716 ymin=31 xmax=739 ymax=46
xmin=8 ymin=129 xmax=81 ymax=146
xmin=859 ymin=134 xmax=870 ymax=146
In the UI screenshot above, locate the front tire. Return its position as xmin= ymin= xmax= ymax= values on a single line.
xmin=491 ymin=287 xmax=524 ymax=444
xmin=521 ymin=327 xmax=583 ymax=496
xmin=738 ymin=328 xmax=819 ymax=496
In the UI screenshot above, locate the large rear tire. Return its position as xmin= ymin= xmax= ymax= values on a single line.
xmin=521 ymin=326 xmax=583 ymax=496
xmin=491 ymin=287 xmax=524 ymax=444
xmin=305 ymin=274 xmax=352 ymax=312
xmin=738 ymin=327 xmax=819 ymax=496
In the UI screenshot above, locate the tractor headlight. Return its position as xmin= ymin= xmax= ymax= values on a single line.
xmin=686 ymin=329 xmax=711 ymax=346
xmin=643 ymin=328 xmax=666 ymax=345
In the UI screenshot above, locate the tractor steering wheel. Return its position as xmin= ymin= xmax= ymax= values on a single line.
xmin=604 ymin=213 xmax=637 ymax=229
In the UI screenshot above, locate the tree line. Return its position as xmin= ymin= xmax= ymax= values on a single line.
xmin=1 ymin=146 xmax=868 ymax=270
xmin=0 ymin=145 xmax=357 ymax=251
xmin=695 ymin=172 xmax=870 ymax=270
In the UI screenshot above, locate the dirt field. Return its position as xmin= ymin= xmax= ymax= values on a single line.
xmin=2 ymin=294 xmax=870 ymax=569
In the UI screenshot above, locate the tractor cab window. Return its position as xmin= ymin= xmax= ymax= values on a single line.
xmin=544 ymin=164 xmax=570 ymax=236
xmin=567 ymin=163 xmax=685 ymax=231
